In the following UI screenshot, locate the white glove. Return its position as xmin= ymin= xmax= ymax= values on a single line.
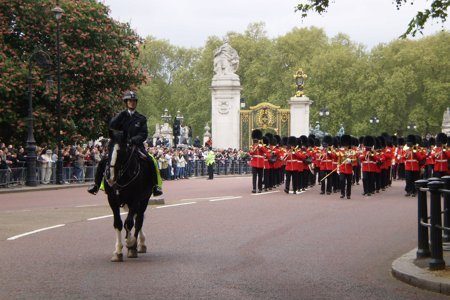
xmin=345 ymin=158 xmax=352 ymax=164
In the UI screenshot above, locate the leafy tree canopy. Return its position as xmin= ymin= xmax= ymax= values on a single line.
xmin=295 ymin=0 xmax=449 ymax=37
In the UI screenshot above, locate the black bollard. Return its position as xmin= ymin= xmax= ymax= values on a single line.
xmin=224 ymin=160 xmax=228 ymax=175
xmin=200 ymin=160 xmax=205 ymax=176
xmin=442 ymin=176 xmax=450 ymax=242
xmin=428 ymin=180 xmax=446 ymax=270
xmin=416 ymin=179 xmax=431 ymax=258
xmin=194 ymin=160 xmax=198 ymax=177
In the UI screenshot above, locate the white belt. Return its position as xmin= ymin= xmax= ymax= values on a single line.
xmin=436 ymin=160 xmax=447 ymax=162
xmin=406 ymin=160 xmax=418 ymax=162
xmin=253 ymin=155 xmax=264 ymax=158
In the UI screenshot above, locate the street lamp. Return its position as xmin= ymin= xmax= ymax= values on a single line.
xmin=240 ymin=98 xmax=246 ymax=109
xmin=407 ymin=123 xmax=417 ymax=131
xmin=26 ymin=50 xmax=53 ymax=187
xmin=176 ymin=110 xmax=184 ymax=123
xmin=294 ymin=68 xmax=308 ymax=97
xmin=52 ymin=1 xmax=64 ymax=184
xmin=369 ymin=116 xmax=380 ymax=125
xmin=319 ymin=108 xmax=330 ymax=117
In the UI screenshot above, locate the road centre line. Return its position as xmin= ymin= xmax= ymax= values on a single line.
xmin=179 ymin=196 xmax=237 ymax=201
xmin=251 ymin=191 xmax=280 ymax=196
xmin=7 ymin=224 xmax=65 ymax=241
xmin=76 ymin=204 xmax=101 ymax=208
xmin=156 ymin=202 xmax=197 ymax=209
xmin=209 ymin=196 xmax=242 ymax=202
xmin=87 ymin=212 xmax=127 ymax=221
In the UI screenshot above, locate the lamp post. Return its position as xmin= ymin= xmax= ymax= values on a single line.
xmin=240 ymin=98 xmax=246 ymax=109
xmin=52 ymin=1 xmax=64 ymax=184
xmin=369 ymin=116 xmax=380 ymax=135
xmin=294 ymin=68 xmax=308 ymax=97
xmin=318 ymin=108 xmax=330 ymax=134
xmin=161 ymin=108 xmax=172 ymax=124
xmin=26 ymin=50 xmax=53 ymax=187
xmin=407 ymin=123 xmax=417 ymax=132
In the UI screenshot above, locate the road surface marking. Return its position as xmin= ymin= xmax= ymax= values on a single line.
xmin=7 ymin=224 xmax=65 ymax=241
xmin=179 ymin=196 xmax=236 ymax=201
xmin=76 ymin=204 xmax=101 ymax=208
xmin=87 ymin=212 xmax=127 ymax=221
xmin=156 ymin=202 xmax=197 ymax=208
xmin=209 ymin=196 xmax=242 ymax=202
xmin=251 ymin=191 xmax=280 ymax=196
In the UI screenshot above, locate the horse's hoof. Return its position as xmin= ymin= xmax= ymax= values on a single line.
xmin=111 ymin=253 xmax=123 ymax=262
xmin=137 ymin=245 xmax=147 ymax=253
xmin=127 ymin=249 xmax=138 ymax=258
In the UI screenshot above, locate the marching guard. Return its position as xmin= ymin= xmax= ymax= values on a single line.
xmin=337 ymin=134 xmax=355 ymax=199
xmin=249 ymin=129 xmax=266 ymax=193
xmin=432 ymin=133 xmax=449 ymax=178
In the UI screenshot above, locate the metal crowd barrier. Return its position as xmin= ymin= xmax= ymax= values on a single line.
xmin=416 ymin=176 xmax=450 ymax=270
xmin=0 ymin=159 xmax=251 ymax=187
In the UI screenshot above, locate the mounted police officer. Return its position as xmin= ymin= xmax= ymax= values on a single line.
xmin=87 ymin=91 xmax=162 ymax=196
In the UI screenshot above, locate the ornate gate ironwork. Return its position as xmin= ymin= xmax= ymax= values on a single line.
xmin=240 ymin=102 xmax=290 ymax=150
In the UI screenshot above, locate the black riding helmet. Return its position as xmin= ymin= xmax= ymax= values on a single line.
xmin=123 ymin=91 xmax=138 ymax=102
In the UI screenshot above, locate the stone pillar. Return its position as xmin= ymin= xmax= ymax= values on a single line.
xmin=442 ymin=107 xmax=450 ymax=135
xmin=210 ymin=42 xmax=241 ymax=150
xmin=288 ymin=95 xmax=313 ymax=136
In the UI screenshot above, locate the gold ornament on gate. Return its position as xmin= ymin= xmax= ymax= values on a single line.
xmin=293 ymin=68 xmax=308 ymax=97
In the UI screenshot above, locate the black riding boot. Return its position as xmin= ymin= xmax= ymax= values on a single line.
xmin=88 ymin=158 xmax=107 ymax=195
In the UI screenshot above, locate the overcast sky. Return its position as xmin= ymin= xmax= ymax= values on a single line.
xmin=101 ymin=0 xmax=449 ymax=49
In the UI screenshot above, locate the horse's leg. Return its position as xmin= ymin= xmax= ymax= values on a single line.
xmin=137 ymin=229 xmax=147 ymax=253
xmin=125 ymin=207 xmax=138 ymax=258
xmin=109 ymin=198 xmax=124 ymax=262
xmin=136 ymin=198 xmax=149 ymax=253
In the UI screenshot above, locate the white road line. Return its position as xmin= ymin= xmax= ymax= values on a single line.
xmin=7 ymin=224 xmax=65 ymax=241
xmin=76 ymin=204 xmax=101 ymax=208
xmin=251 ymin=191 xmax=280 ymax=196
xmin=209 ymin=196 xmax=242 ymax=202
xmin=156 ymin=202 xmax=197 ymax=209
xmin=179 ymin=196 xmax=236 ymax=201
xmin=289 ymin=191 xmax=306 ymax=194
xmin=87 ymin=212 xmax=126 ymax=221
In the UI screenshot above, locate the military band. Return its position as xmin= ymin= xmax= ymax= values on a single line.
xmin=248 ymin=129 xmax=449 ymax=199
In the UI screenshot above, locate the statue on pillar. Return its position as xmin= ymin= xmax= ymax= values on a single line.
xmin=213 ymin=42 xmax=239 ymax=77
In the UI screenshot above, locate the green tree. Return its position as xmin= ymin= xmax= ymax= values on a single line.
xmin=295 ymin=0 xmax=449 ymax=37
xmin=0 ymin=0 xmax=145 ymax=145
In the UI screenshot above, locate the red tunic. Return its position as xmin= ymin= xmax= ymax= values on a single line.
xmin=249 ymin=145 xmax=267 ymax=169
xmin=433 ymin=147 xmax=450 ymax=172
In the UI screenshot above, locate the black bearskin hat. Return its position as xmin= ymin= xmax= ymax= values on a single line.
xmin=308 ymin=137 xmax=315 ymax=147
xmin=406 ymin=134 xmax=416 ymax=146
xmin=415 ymin=135 xmax=422 ymax=146
xmin=429 ymin=137 xmax=436 ymax=146
xmin=262 ymin=136 xmax=270 ymax=146
xmin=333 ymin=136 xmax=340 ymax=148
xmin=252 ymin=129 xmax=263 ymax=141
xmin=351 ymin=137 xmax=359 ymax=147
xmin=288 ymin=136 xmax=297 ymax=147
xmin=341 ymin=134 xmax=351 ymax=147
xmin=300 ymin=135 xmax=308 ymax=147
xmin=274 ymin=135 xmax=281 ymax=145
xmin=359 ymin=136 xmax=365 ymax=145
xmin=323 ymin=135 xmax=333 ymax=147
xmin=436 ymin=133 xmax=447 ymax=146
xmin=391 ymin=135 xmax=398 ymax=146
xmin=296 ymin=137 xmax=302 ymax=147
xmin=377 ymin=136 xmax=386 ymax=148
xmin=308 ymin=134 xmax=316 ymax=140
xmin=281 ymin=136 xmax=288 ymax=146
xmin=363 ymin=135 xmax=375 ymax=148
xmin=314 ymin=138 xmax=321 ymax=147
xmin=398 ymin=137 xmax=405 ymax=146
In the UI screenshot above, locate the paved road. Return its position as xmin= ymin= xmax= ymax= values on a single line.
xmin=0 ymin=177 xmax=447 ymax=299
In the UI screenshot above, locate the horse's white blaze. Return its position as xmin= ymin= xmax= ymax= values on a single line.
xmin=114 ymin=229 xmax=123 ymax=255
xmin=109 ymin=144 xmax=120 ymax=182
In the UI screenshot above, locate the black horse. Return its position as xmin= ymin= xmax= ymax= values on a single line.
xmin=104 ymin=129 xmax=158 ymax=262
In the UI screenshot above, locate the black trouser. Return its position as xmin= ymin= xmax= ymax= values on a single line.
xmin=397 ymin=163 xmax=405 ymax=180
xmin=320 ymin=170 xmax=332 ymax=194
xmin=362 ymin=171 xmax=375 ymax=195
xmin=332 ymin=172 xmax=339 ymax=192
xmin=424 ymin=165 xmax=433 ymax=179
xmin=339 ymin=173 xmax=352 ymax=197
xmin=380 ymin=169 xmax=388 ymax=189
xmin=352 ymin=165 xmax=360 ymax=184
xmin=391 ymin=164 xmax=398 ymax=180
xmin=285 ymin=170 xmax=298 ymax=192
xmin=374 ymin=172 xmax=381 ymax=192
xmin=405 ymin=170 xmax=419 ymax=194
xmin=434 ymin=171 xmax=447 ymax=178
xmin=207 ymin=163 xmax=214 ymax=179
xmin=252 ymin=167 xmax=263 ymax=191
xmin=93 ymin=157 xmax=107 ymax=187
xmin=314 ymin=167 xmax=320 ymax=185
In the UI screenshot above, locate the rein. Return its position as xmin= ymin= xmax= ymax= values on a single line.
xmin=109 ymin=145 xmax=141 ymax=190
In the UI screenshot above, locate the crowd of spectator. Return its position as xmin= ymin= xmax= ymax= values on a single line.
xmin=0 ymin=140 xmax=250 ymax=187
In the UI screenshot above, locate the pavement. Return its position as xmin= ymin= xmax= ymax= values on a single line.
xmin=392 ymin=248 xmax=450 ymax=295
